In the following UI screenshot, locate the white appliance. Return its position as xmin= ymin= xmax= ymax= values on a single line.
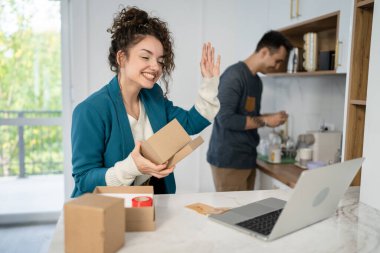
xmin=308 ymin=131 xmax=342 ymax=164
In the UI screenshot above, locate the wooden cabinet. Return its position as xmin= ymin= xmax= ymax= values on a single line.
xmin=268 ymin=0 xmax=353 ymax=73
xmin=267 ymin=12 xmax=344 ymax=76
xmin=344 ymin=0 xmax=375 ymax=186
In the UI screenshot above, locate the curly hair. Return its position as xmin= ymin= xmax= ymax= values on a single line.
xmin=107 ymin=6 xmax=175 ymax=95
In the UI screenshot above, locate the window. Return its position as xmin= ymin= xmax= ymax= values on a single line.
xmin=0 ymin=0 xmax=63 ymax=223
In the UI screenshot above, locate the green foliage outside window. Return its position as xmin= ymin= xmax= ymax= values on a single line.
xmin=0 ymin=0 xmax=63 ymax=176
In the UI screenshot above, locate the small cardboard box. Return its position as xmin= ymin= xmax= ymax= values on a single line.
xmin=64 ymin=194 xmax=125 ymax=253
xmin=93 ymin=186 xmax=155 ymax=232
xmin=141 ymin=119 xmax=204 ymax=167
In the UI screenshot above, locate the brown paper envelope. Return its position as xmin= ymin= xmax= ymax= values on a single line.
xmin=186 ymin=203 xmax=230 ymax=216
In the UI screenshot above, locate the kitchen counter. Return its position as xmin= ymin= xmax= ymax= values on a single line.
xmin=48 ymin=187 xmax=380 ymax=253
xmin=256 ymin=159 xmax=305 ymax=188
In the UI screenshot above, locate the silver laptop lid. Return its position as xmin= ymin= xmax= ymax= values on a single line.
xmin=268 ymin=158 xmax=363 ymax=241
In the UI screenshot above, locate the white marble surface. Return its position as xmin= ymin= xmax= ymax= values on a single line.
xmin=48 ymin=187 xmax=380 ymax=253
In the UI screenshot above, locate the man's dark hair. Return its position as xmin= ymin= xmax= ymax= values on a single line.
xmin=255 ymin=30 xmax=293 ymax=54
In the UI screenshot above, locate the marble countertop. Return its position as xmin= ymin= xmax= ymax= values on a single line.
xmin=48 ymin=187 xmax=380 ymax=253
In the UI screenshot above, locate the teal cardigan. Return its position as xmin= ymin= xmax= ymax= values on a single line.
xmin=71 ymin=76 xmax=210 ymax=197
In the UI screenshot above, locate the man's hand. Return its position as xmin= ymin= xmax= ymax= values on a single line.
xmin=264 ymin=111 xmax=288 ymax=127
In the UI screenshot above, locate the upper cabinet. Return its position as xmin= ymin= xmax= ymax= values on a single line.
xmin=268 ymin=0 xmax=354 ymax=74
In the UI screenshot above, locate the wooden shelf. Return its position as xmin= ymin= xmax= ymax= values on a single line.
xmin=256 ymin=160 xmax=305 ymax=188
xmin=274 ymin=12 xmax=340 ymax=75
xmin=356 ymin=0 xmax=374 ymax=8
xmin=344 ymin=0 xmax=374 ymax=186
xmin=350 ymin=99 xmax=367 ymax=106
xmin=279 ymin=12 xmax=339 ymax=36
xmin=265 ymin=70 xmax=345 ymax=77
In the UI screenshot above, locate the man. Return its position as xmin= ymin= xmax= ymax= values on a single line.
xmin=207 ymin=30 xmax=292 ymax=192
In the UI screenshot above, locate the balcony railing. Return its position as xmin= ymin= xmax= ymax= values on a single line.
xmin=0 ymin=110 xmax=64 ymax=177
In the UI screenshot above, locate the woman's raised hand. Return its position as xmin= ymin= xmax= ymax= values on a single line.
xmin=200 ymin=42 xmax=221 ymax=78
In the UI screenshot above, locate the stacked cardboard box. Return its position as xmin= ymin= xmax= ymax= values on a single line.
xmin=64 ymin=194 xmax=125 ymax=253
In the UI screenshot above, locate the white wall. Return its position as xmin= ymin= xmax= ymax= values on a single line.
xmin=259 ymin=75 xmax=346 ymax=140
xmin=361 ymin=2 xmax=380 ymax=211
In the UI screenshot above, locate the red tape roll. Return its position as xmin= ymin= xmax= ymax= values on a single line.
xmin=132 ymin=196 xmax=153 ymax=207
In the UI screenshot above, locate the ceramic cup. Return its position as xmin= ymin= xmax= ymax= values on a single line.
xmin=299 ymin=148 xmax=313 ymax=167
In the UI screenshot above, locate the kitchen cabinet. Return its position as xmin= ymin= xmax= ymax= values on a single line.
xmin=267 ymin=0 xmax=297 ymax=29
xmin=344 ymin=0 xmax=375 ymax=186
xmin=267 ymin=0 xmax=353 ymax=73
xmin=256 ymin=170 xmax=291 ymax=190
xmin=268 ymin=0 xmax=350 ymax=27
xmin=268 ymin=0 xmax=333 ymax=27
xmin=267 ymin=12 xmax=344 ymax=76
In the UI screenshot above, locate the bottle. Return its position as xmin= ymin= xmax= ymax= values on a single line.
xmin=268 ymin=132 xmax=282 ymax=163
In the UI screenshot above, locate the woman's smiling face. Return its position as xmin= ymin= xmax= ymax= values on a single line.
xmin=120 ymin=35 xmax=164 ymax=89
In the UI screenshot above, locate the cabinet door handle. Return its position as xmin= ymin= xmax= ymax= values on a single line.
xmin=290 ymin=0 xmax=294 ymax=19
xmin=296 ymin=0 xmax=300 ymax=17
xmin=335 ymin=41 xmax=343 ymax=69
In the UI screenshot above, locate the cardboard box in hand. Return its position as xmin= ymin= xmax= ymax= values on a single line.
xmin=141 ymin=119 xmax=204 ymax=168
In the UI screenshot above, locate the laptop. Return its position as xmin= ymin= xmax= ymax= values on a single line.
xmin=209 ymin=158 xmax=364 ymax=241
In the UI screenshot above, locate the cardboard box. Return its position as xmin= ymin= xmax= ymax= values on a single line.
xmin=141 ymin=119 xmax=204 ymax=167
xmin=94 ymin=186 xmax=155 ymax=232
xmin=64 ymin=194 xmax=125 ymax=253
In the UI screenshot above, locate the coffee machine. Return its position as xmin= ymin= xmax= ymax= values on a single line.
xmin=308 ymin=131 xmax=342 ymax=164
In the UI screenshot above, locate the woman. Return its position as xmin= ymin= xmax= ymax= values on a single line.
xmin=71 ymin=6 xmax=220 ymax=197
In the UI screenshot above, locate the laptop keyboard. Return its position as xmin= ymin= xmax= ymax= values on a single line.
xmin=235 ymin=209 xmax=283 ymax=236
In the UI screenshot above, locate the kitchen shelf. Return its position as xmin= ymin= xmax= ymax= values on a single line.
xmin=265 ymin=70 xmax=345 ymax=77
xmin=256 ymin=160 xmax=305 ymax=188
xmin=273 ymin=12 xmax=341 ymax=76
xmin=356 ymin=0 xmax=374 ymax=8
xmin=344 ymin=0 xmax=374 ymax=186
xmin=350 ymin=100 xmax=367 ymax=106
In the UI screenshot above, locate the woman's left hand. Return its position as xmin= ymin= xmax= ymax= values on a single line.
xmin=200 ymin=42 xmax=221 ymax=78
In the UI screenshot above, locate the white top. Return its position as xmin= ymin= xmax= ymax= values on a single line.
xmin=48 ymin=187 xmax=380 ymax=252
xmin=127 ymin=101 xmax=154 ymax=186
xmin=105 ymin=77 xmax=220 ymax=186
xmin=105 ymin=100 xmax=152 ymax=186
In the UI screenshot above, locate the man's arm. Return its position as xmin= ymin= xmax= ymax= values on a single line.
xmin=216 ymin=74 xmax=249 ymax=131
xmin=245 ymin=115 xmax=266 ymax=130
xmin=245 ymin=111 xmax=288 ymax=130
